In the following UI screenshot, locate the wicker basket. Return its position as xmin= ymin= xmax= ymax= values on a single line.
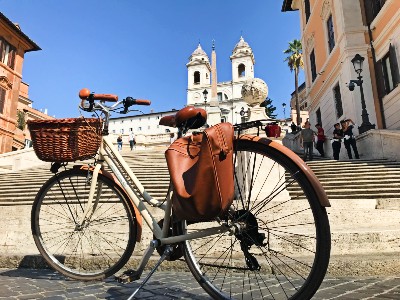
xmin=27 ymin=118 xmax=102 ymax=162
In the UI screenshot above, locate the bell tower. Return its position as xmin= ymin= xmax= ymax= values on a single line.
xmin=186 ymin=43 xmax=211 ymax=105
xmin=230 ymin=36 xmax=255 ymax=83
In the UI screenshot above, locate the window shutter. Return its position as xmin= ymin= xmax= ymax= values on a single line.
xmin=363 ymin=0 xmax=375 ymax=24
xmin=375 ymin=60 xmax=386 ymax=98
xmin=7 ymin=46 xmax=15 ymax=69
xmin=0 ymin=87 xmax=6 ymax=114
xmin=389 ymin=44 xmax=400 ymax=87
xmin=0 ymin=38 xmax=4 ymax=63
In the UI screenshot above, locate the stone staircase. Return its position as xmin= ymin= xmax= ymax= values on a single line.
xmin=1 ymin=148 xmax=400 ymax=274
xmin=0 ymin=147 xmax=170 ymax=205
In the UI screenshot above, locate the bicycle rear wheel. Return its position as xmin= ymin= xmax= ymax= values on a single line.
xmin=31 ymin=168 xmax=137 ymax=281
xmin=183 ymin=138 xmax=331 ymax=299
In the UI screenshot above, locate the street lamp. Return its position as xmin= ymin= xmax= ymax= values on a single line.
xmin=202 ymin=89 xmax=208 ymax=110
xmin=349 ymin=53 xmax=375 ymax=134
xmin=282 ymin=103 xmax=287 ymax=125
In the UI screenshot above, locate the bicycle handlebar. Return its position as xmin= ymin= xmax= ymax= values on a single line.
xmin=79 ymin=88 xmax=151 ymax=114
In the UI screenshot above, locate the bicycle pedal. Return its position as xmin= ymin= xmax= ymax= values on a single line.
xmin=115 ymin=270 xmax=141 ymax=283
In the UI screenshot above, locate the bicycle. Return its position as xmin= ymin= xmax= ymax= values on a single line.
xmin=29 ymin=88 xmax=331 ymax=300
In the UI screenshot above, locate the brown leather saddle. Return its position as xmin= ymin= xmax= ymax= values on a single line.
xmin=159 ymin=106 xmax=207 ymax=129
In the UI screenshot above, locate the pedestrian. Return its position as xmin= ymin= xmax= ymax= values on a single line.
xmin=290 ymin=122 xmax=297 ymax=133
xmin=300 ymin=121 xmax=315 ymax=161
xmin=129 ymin=130 xmax=136 ymax=150
xmin=315 ymin=123 xmax=325 ymax=157
xmin=332 ymin=123 xmax=343 ymax=160
xmin=117 ymin=134 xmax=123 ymax=152
xmin=170 ymin=132 xmax=176 ymax=144
xmin=341 ymin=119 xmax=360 ymax=159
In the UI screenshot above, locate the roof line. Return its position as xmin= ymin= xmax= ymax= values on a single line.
xmin=0 ymin=12 xmax=41 ymax=52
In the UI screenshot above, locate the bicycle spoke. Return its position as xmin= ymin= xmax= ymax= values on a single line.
xmin=184 ymin=140 xmax=330 ymax=299
xmin=32 ymin=170 xmax=136 ymax=280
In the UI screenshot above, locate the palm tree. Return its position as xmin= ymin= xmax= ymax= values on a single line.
xmin=284 ymin=39 xmax=304 ymax=126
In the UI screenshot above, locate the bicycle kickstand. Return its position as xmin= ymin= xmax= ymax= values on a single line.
xmin=126 ymin=245 xmax=174 ymax=300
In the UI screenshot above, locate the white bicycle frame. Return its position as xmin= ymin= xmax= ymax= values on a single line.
xmin=82 ymin=133 xmax=230 ymax=247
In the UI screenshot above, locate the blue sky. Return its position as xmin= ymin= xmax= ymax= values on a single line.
xmin=1 ymin=0 xmax=303 ymax=119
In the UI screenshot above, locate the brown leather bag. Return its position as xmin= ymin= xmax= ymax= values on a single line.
xmin=165 ymin=123 xmax=234 ymax=222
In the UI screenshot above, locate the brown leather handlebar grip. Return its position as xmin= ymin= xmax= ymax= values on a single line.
xmin=78 ymin=88 xmax=118 ymax=102
xmin=134 ymin=99 xmax=151 ymax=105
xmin=92 ymin=94 xmax=118 ymax=102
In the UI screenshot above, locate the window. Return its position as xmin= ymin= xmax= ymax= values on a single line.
xmin=305 ymin=0 xmax=311 ymax=23
xmin=238 ymin=64 xmax=245 ymax=77
xmin=364 ymin=0 xmax=386 ymax=24
xmin=382 ymin=53 xmax=394 ymax=92
xmin=121 ymin=129 xmax=124 ymax=134
xmin=112 ymin=130 xmax=116 ymax=134
xmin=310 ymin=50 xmax=317 ymax=82
xmin=194 ymin=71 xmax=200 ymax=84
xmin=327 ymin=14 xmax=335 ymax=53
xmin=377 ymin=44 xmax=400 ymax=97
xmin=0 ymin=87 xmax=5 ymax=114
xmin=217 ymin=92 xmax=222 ymax=102
xmin=316 ymin=108 xmax=322 ymax=126
xmin=0 ymin=38 xmax=16 ymax=69
xmin=333 ymin=84 xmax=343 ymax=119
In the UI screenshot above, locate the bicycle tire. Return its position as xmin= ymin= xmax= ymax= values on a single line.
xmin=31 ymin=168 xmax=137 ymax=281
xmin=182 ymin=138 xmax=331 ymax=300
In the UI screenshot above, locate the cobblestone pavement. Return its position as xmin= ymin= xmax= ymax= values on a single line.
xmin=0 ymin=268 xmax=399 ymax=299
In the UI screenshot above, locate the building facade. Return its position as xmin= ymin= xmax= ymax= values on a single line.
xmin=282 ymin=0 xmax=400 ymax=137
xmin=0 ymin=12 xmax=51 ymax=153
xmin=109 ymin=109 xmax=178 ymax=136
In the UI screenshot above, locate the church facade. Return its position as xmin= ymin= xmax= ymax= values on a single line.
xmin=186 ymin=37 xmax=257 ymax=125
xmin=109 ymin=36 xmax=263 ymax=140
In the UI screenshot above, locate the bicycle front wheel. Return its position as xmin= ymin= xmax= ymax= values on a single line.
xmin=31 ymin=168 xmax=137 ymax=281
xmin=183 ymin=138 xmax=331 ymax=299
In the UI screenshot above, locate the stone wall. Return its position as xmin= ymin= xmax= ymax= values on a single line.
xmin=357 ymin=130 xmax=400 ymax=161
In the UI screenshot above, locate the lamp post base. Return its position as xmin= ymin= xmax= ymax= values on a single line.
xmin=358 ymin=122 xmax=376 ymax=135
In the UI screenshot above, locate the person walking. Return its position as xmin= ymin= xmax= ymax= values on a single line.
xmin=129 ymin=130 xmax=136 ymax=150
xmin=341 ymin=119 xmax=360 ymax=159
xmin=117 ymin=134 xmax=123 ymax=152
xmin=300 ymin=121 xmax=315 ymax=161
xmin=332 ymin=123 xmax=343 ymax=160
xmin=315 ymin=123 xmax=325 ymax=157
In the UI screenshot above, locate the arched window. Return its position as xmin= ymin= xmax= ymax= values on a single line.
xmin=238 ymin=64 xmax=246 ymax=77
xmin=194 ymin=71 xmax=200 ymax=84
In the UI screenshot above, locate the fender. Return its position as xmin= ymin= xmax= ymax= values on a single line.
xmin=74 ymin=165 xmax=143 ymax=241
xmin=237 ymin=135 xmax=331 ymax=207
